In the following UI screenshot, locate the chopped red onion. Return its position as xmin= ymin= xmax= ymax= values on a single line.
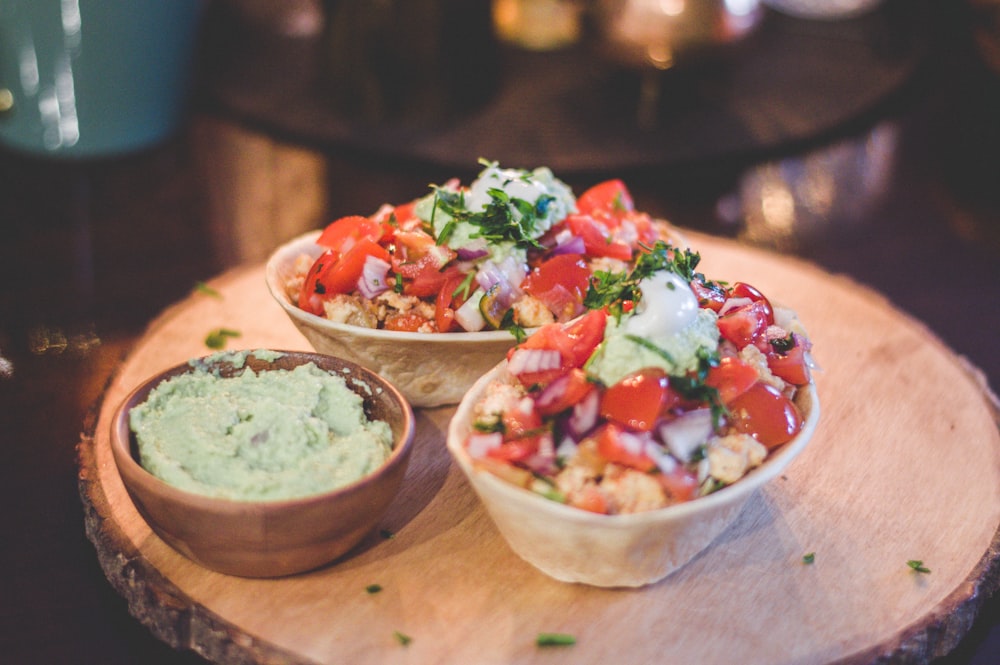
xmin=551 ymin=230 xmax=585 ymax=256
xmin=456 ymin=238 xmax=489 ymax=260
xmin=357 ymin=255 xmax=392 ymax=299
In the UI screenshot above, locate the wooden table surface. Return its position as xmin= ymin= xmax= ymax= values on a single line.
xmin=3 ymin=1 xmax=1000 ymax=663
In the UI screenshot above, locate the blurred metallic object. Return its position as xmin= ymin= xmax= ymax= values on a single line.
xmin=591 ymin=0 xmax=764 ymax=71
xmin=762 ymin=0 xmax=883 ymax=20
xmin=732 ymin=123 xmax=897 ymax=250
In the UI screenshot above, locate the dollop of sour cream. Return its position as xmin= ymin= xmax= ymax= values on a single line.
xmin=464 ymin=163 xmax=575 ymax=236
xmin=624 ymin=271 xmax=699 ymax=338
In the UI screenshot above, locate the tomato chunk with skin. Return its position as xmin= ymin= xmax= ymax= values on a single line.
xmin=600 ymin=368 xmax=670 ymax=432
xmin=533 ymin=368 xmax=595 ymax=417
xmin=316 ymin=215 xmax=383 ymax=251
xmin=728 ymin=382 xmax=803 ymax=449
xmin=767 ymin=335 xmax=811 ymax=385
xmin=575 ymin=179 xmax=634 ymax=220
xmin=521 ymin=253 xmax=591 ymax=320
xmin=564 ymin=215 xmax=633 ymax=260
xmin=595 ymin=423 xmax=657 ymax=472
xmin=717 ymin=300 xmax=771 ymax=350
xmin=731 ymin=282 xmax=775 ymax=325
xmin=705 ymin=356 xmax=759 ymax=404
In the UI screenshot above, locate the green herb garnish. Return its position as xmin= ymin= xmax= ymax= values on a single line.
xmin=394 ymin=631 xmax=413 ymax=646
xmin=907 ymin=560 xmax=931 ymax=574
xmin=366 ymin=584 xmax=383 ymax=594
xmin=770 ymin=333 xmax=796 ymax=354
xmin=624 ymin=334 xmax=676 ymax=365
xmin=583 ymin=241 xmax=710 ymax=320
xmin=194 ymin=282 xmax=222 ymax=299
xmin=204 ymin=328 xmax=241 ymax=350
xmin=536 ymin=633 xmax=576 ymax=647
xmin=431 ymin=185 xmax=546 ymax=250
xmin=803 ymin=552 xmax=815 ymax=565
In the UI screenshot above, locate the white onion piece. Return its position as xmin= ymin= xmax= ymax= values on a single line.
xmin=454 ymin=289 xmax=487 ymax=331
xmin=507 ymin=348 xmax=561 ymax=376
xmin=658 ymin=409 xmax=715 ymax=463
xmin=566 ymin=388 xmax=600 ymax=438
xmin=718 ymin=296 xmax=754 ymax=317
xmin=466 ymin=432 xmax=503 ymax=459
xmin=357 ymin=255 xmax=392 ymax=299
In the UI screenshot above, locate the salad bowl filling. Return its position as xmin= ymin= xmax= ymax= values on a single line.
xmin=461 ymin=241 xmax=816 ymax=515
xmin=284 ymin=160 xmax=682 ymax=335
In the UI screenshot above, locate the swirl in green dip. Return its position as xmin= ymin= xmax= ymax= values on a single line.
xmin=129 ymin=357 xmax=393 ymax=501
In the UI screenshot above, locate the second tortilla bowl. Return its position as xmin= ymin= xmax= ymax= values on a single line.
xmin=446 ymin=362 xmax=820 ymax=588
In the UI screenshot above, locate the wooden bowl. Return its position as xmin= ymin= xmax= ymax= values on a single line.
xmin=109 ymin=350 xmax=415 ymax=578
xmin=265 ymin=231 xmax=521 ymax=408
xmin=447 ymin=363 xmax=819 ymax=588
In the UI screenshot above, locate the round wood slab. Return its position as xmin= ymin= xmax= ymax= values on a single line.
xmin=78 ymin=232 xmax=1000 ymax=664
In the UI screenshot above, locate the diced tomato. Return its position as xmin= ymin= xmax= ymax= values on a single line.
xmin=435 ymin=268 xmax=470 ymax=333
xmin=297 ymin=239 xmax=391 ymax=314
xmin=486 ymin=400 xmax=546 ymax=462
xmin=521 ymin=253 xmax=591 ymax=320
xmin=384 ymin=311 xmax=432 ymax=332
xmin=595 ymin=423 xmax=657 ymax=472
xmin=564 ymin=214 xmax=633 ymax=260
xmin=317 ymin=237 xmax=390 ymax=296
xmin=298 ymin=249 xmax=337 ymax=315
xmin=767 ymin=337 xmax=811 ymax=385
xmin=658 ymin=465 xmax=699 ymax=502
xmin=690 ymin=278 xmax=727 ymax=312
xmin=511 ymin=310 xmax=607 ymax=387
xmin=575 ymin=179 xmax=634 ymax=221
xmin=533 ymin=368 xmax=595 ymax=417
xmin=705 ymin=357 xmax=759 ymax=404
xmin=728 ymin=382 xmax=803 ymax=449
xmin=731 ymin=282 xmax=774 ymax=325
xmin=486 ymin=437 xmax=540 ymax=463
xmin=571 ymin=486 xmax=610 ymax=514
xmin=316 ymin=215 xmax=383 ymax=251
xmin=600 ymin=368 xmax=670 ymax=432
xmin=390 ymin=229 xmax=457 ymax=297
xmin=717 ymin=300 xmax=771 ymax=350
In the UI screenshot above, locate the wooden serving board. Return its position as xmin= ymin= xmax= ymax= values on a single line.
xmin=78 ymin=232 xmax=1000 ymax=665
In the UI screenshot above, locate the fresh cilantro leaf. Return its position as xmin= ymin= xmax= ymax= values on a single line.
xmin=204 ymin=328 xmax=241 ymax=350
xmin=366 ymin=584 xmax=383 ymax=594
xmin=803 ymin=552 xmax=815 ymax=564
xmin=194 ymin=282 xmax=222 ymax=299
xmin=393 ymin=631 xmax=412 ymax=646
xmin=536 ymin=633 xmax=576 ymax=647
xmin=907 ymin=559 xmax=931 ymax=574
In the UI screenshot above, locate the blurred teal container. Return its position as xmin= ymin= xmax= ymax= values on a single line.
xmin=0 ymin=0 xmax=202 ymax=158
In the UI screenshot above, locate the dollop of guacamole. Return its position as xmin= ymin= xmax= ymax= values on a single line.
xmin=587 ymin=308 xmax=720 ymax=386
xmin=129 ymin=359 xmax=393 ymax=501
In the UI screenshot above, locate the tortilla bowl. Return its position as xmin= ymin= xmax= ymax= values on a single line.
xmin=265 ymin=231 xmax=522 ymax=408
xmin=446 ymin=363 xmax=819 ymax=587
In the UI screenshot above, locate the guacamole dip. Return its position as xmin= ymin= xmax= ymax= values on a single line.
xmin=129 ymin=357 xmax=394 ymax=501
